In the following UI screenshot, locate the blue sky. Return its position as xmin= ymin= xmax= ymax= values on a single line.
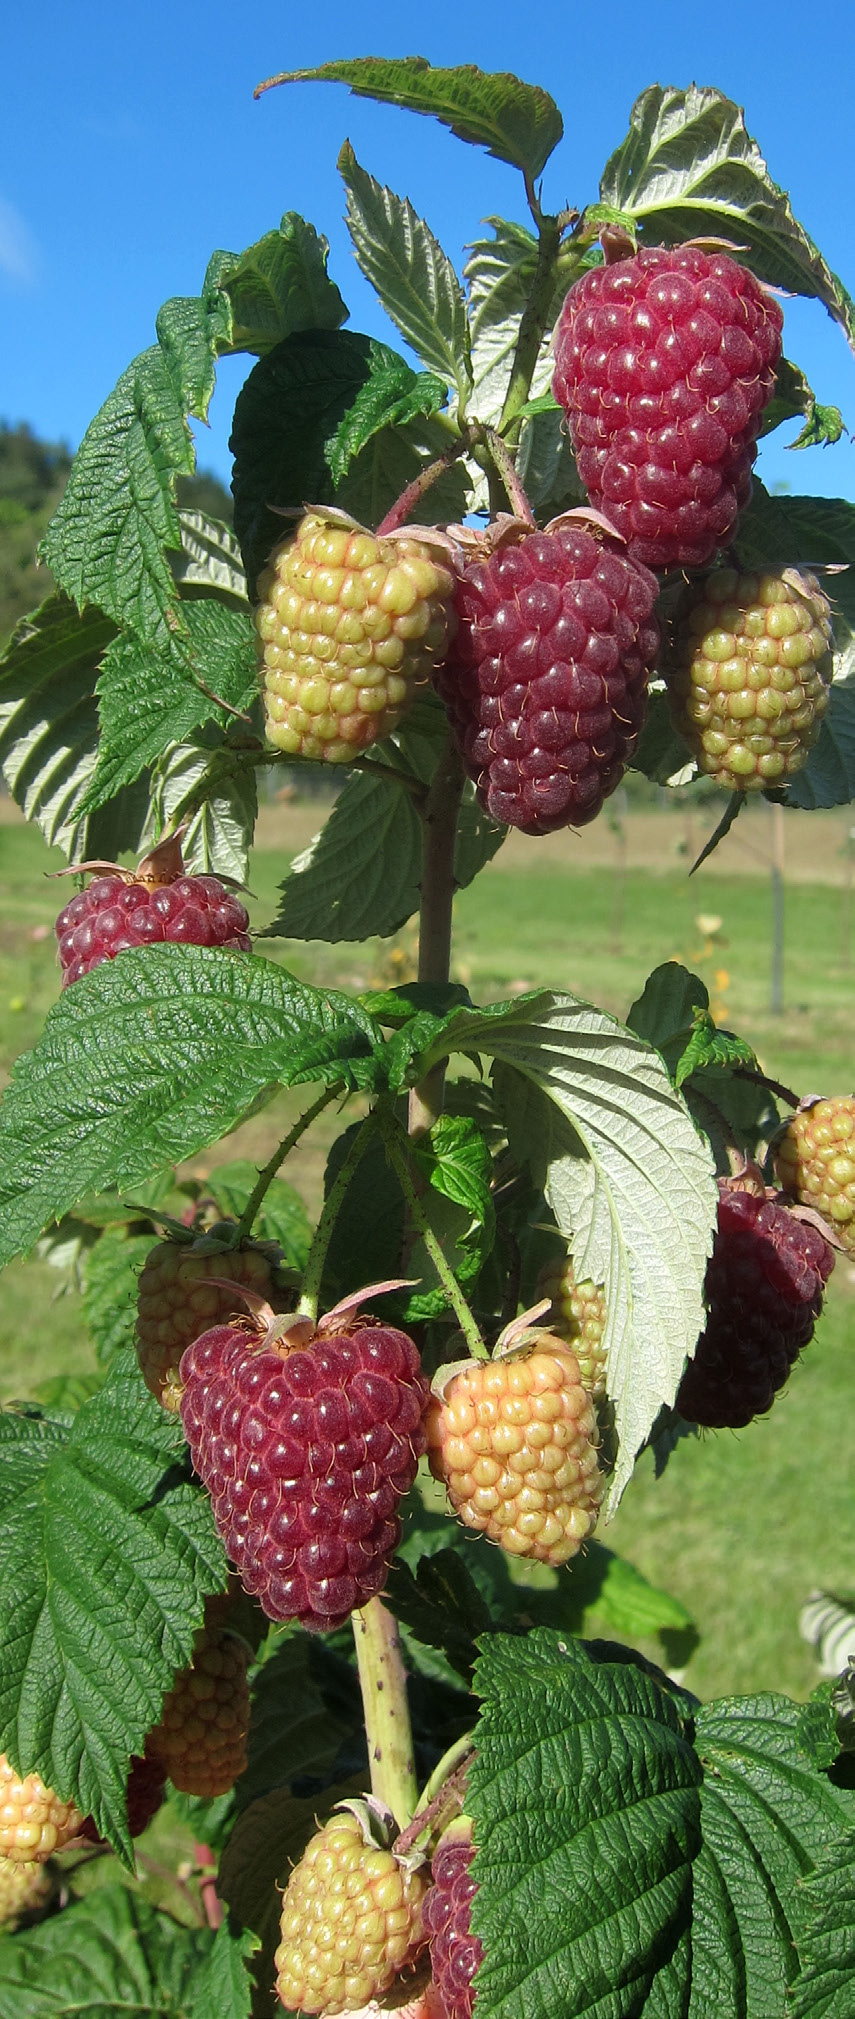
xmin=3 ymin=0 xmax=854 ymax=504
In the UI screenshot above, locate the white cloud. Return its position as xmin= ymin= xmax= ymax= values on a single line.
xmin=0 ymin=197 xmax=39 ymax=286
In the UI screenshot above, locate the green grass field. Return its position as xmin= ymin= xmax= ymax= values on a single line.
xmin=0 ymin=802 xmax=852 ymax=1706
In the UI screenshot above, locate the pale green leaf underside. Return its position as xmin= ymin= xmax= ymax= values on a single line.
xmin=263 ymin=57 xmax=563 ymax=181
xmin=0 ymin=1358 xmax=226 ymax=1855
xmin=421 ymin=992 xmax=717 ymax=1504
xmin=0 ymin=946 xmax=381 ymax=1268
xmin=143 ymin=735 xmax=259 ymax=883
xmin=601 ymin=85 xmax=855 ymax=350
xmin=339 ymin=142 xmax=472 ymax=395
xmin=0 ymin=594 xmax=114 ymax=856
xmin=172 ymin=510 xmax=248 ymax=604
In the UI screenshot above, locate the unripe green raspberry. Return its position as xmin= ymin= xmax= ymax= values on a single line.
xmin=425 ymin=1339 xmax=604 ymax=1566
xmin=666 ymin=567 xmax=833 ymax=788
xmin=147 ymin=1613 xmax=250 ymax=1798
xmin=537 ymin=1257 xmax=608 ymax=1400
xmin=256 ymin=511 xmax=457 ymax=762
xmin=135 ymin=1228 xmax=287 ymax=1410
xmin=0 ymin=1757 xmax=85 ymax=1863
xmin=274 ymin=1809 xmax=427 ymax=2014
xmin=0 ymin=1853 xmax=56 ymax=1929
xmin=776 ymin=1096 xmax=855 ymax=1255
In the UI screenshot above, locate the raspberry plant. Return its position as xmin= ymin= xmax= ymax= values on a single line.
xmin=0 ymin=56 xmax=853 ymax=2018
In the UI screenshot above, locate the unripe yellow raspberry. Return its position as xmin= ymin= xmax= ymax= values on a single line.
xmin=538 ymin=1257 xmax=608 ymax=1400
xmin=256 ymin=512 xmax=457 ymax=762
xmin=147 ymin=1619 xmax=250 ymax=1798
xmin=0 ymin=1756 xmax=85 ymax=1863
xmin=0 ymin=1852 xmax=56 ymax=1929
xmin=425 ymin=1338 xmax=604 ymax=1566
xmin=274 ymin=1809 xmax=427 ymax=2014
xmin=776 ymin=1096 xmax=855 ymax=1255
xmin=666 ymin=567 xmax=833 ymax=788
xmin=135 ymin=1231 xmax=285 ymax=1409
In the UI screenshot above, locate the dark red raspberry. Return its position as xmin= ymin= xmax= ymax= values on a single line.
xmin=553 ymin=245 xmax=783 ymax=570
xmin=56 ymin=873 xmax=252 ymax=986
xmin=179 ymin=1315 xmax=430 ymax=1632
xmin=424 ymin=1831 xmax=482 ymax=2019
xmin=676 ymin=1181 xmax=834 ymax=1428
xmin=434 ymin=518 xmax=659 ymax=833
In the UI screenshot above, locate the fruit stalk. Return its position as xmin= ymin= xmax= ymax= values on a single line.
xmin=408 ymin=731 xmax=466 ymax=1140
xmin=236 ymin=1086 xmax=337 ymax=1240
xmin=298 ymin=1111 xmax=379 ymax=1320
xmin=376 ymin=437 xmax=470 ymax=536
xmin=379 ymin=1111 xmax=488 ymax=1361
xmin=352 ymin=1598 xmax=418 ymax=1827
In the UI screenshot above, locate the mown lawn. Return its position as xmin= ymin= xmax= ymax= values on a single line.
xmin=0 ymin=803 xmax=852 ymax=1705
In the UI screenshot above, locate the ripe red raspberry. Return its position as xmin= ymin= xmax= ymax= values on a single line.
xmin=676 ymin=1179 xmax=834 ymax=1428
xmin=79 ymin=1751 xmax=167 ymax=1847
xmin=425 ymin=1334 xmax=603 ymax=1565
xmin=0 ymin=1757 xmax=84 ymax=1863
xmin=776 ymin=1097 xmax=855 ymax=1257
xmin=55 ymin=831 xmax=251 ymax=987
xmin=538 ymin=1256 xmax=608 ymax=1399
xmin=666 ymin=567 xmax=833 ymax=788
xmin=434 ymin=516 xmax=659 ymax=833
xmin=179 ymin=1306 xmax=430 ymax=1632
xmin=274 ymin=1807 xmax=427 ymax=2014
xmin=424 ymin=1826 xmax=482 ymax=2019
xmin=136 ymin=1228 xmax=288 ymax=1410
xmin=147 ymin=1612 xmax=250 ymax=1797
xmin=256 ymin=510 xmax=457 ymax=762
xmin=553 ymin=244 xmax=783 ymax=570
xmin=0 ymin=1854 xmax=56 ymax=1930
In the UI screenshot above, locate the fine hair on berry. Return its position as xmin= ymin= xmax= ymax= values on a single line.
xmin=553 ymin=244 xmax=783 ymax=570
xmin=434 ymin=520 xmax=659 ymax=833
xmin=180 ymin=1317 xmax=430 ymax=1631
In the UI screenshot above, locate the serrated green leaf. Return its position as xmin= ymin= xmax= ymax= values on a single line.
xmin=218 ymin=211 xmax=348 ymax=355
xmin=675 ymin=1007 xmax=757 ymax=1088
xmin=0 ymin=946 xmax=382 ymax=1269
xmin=385 ymin=1548 xmax=491 ymax=1679
xmin=796 ymin=1686 xmax=842 ymax=1774
xmin=172 ymin=509 xmax=248 ymax=605
xmin=789 ymin=1830 xmax=855 ymax=2017
xmin=469 ymin=1630 xmax=701 ymax=2019
xmin=600 ymin=85 xmax=855 ymax=347
xmin=692 ymin=1694 xmax=855 ymax=2019
xmin=631 ymin=688 xmax=695 ymax=788
xmin=83 ymin=1225 xmax=159 ymax=1364
xmin=266 ymin=698 xmax=504 ymax=944
xmin=144 ymin=733 xmax=259 ymax=884
xmin=338 ymin=143 xmax=471 ymax=397
xmin=320 ymin=1125 xmax=406 ymax=1311
xmin=0 ymin=1355 xmax=227 ymax=1858
xmin=335 ymin=409 xmax=472 ymax=531
xmin=82 ymin=599 xmax=257 ymax=813
xmin=230 ymin=327 xmax=379 ymax=592
xmin=264 ymin=58 xmax=563 ymax=181
xmin=326 ymin=341 xmax=447 ymax=483
xmin=761 ymin=358 xmax=846 ymax=448
xmin=418 ymin=992 xmax=717 ymax=1504
xmin=627 ymin=961 xmax=709 ymax=1076
xmin=205 ymin=1162 xmax=311 ymax=1268
xmin=187 ymin=1919 xmax=258 ymax=2019
xmin=0 ymin=1884 xmax=210 ymax=2015
xmin=414 ymin=1113 xmax=495 ymax=1229
xmin=0 ymin=593 xmax=153 ymax=862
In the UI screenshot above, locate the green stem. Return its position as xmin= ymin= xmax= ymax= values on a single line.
xmin=408 ymin=733 xmax=465 ymax=1141
xmin=497 ymin=211 xmax=563 ymax=447
xmin=481 ymin=427 xmax=535 ymax=525
xmin=379 ymin=1110 xmax=488 ymax=1360
xmin=236 ymin=1087 xmax=337 ymax=1241
xmin=352 ymin=1598 xmax=419 ymax=1827
xmin=298 ymin=1109 xmax=378 ymax=1320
